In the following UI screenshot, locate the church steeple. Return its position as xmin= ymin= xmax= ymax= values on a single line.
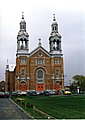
xmin=16 ymin=12 xmax=29 ymax=56
xmin=51 ymin=14 xmax=58 ymax=33
xmin=49 ymin=14 xmax=62 ymax=54
xmin=20 ymin=12 xmax=26 ymax=31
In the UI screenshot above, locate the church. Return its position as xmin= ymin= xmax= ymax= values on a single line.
xmin=5 ymin=13 xmax=64 ymax=92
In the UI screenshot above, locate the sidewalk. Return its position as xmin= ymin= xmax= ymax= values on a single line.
xmin=0 ymin=98 xmax=32 ymax=119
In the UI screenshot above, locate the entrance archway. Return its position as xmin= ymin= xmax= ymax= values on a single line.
xmin=20 ymin=81 xmax=26 ymax=91
xmin=55 ymin=83 xmax=60 ymax=90
xmin=36 ymin=68 xmax=45 ymax=92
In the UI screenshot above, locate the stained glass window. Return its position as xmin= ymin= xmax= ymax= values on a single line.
xmin=38 ymin=70 xmax=43 ymax=78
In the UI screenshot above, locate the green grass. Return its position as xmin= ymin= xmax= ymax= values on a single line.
xmin=12 ymin=95 xmax=85 ymax=119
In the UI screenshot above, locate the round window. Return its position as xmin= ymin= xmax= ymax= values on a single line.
xmin=38 ymin=52 xmax=42 ymax=57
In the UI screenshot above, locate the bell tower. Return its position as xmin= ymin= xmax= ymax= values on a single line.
xmin=49 ymin=14 xmax=64 ymax=91
xmin=15 ymin=13 xmax=29 ymax=92
xmin=49 ymin=14 xmax=62 ymax=55
xmin=16 ymin=12 xmax=29 ymax=56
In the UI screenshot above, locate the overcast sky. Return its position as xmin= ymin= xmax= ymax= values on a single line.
xmin=0 ymin=0 xmax=85 ymax=85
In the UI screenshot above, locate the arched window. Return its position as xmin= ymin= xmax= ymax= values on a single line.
xmin=56 ymin=69 xmax=60 ymax=76
xmin=21 ymin=69 xmax=25 ymax=75
xmin=52 ymin=26 xmax=54 ymax=31
xmin=55 ymin=26 xmax=57 ymax=30
xmin=57 ymin=40 xmax=59 ymax=50
xmin=20 ymin=23 xmax=22 ymax=29
xmin=53 ymin=39 xmax=57 ymax=50
xmin=38 ymin=70 xmax=43 ymax=78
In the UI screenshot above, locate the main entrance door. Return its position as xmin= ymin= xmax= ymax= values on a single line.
xmin=55 ymin=83 xmax=60 ymax=91
xmin=37 ymin=84 xmax=44 ymax=91
xmin=36 ymin=69 xmax=45 ymax=91
xmin=20 ymin=82 xmax=26 ymax=91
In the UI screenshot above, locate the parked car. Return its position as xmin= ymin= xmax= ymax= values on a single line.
xmin=0 ymin=92 xmax=5 ymax=98
xmin=20 ymin=91 xmax=27 ymax=96
xmin=30 ymin=91 xmax=37 ymax=96
xmin=11 ymin=92 xmax=18 ymax=96
xmin=43 ymin=91 xmax=50 ymax=96
xmin=27 ymin=91 xmax=31 ymax=96
xmin=49 ymin=90 xmax=58 ymax=95
xmin=17 ymin=91 xmax=22 ymax=96
xmin=64 ymin=90 xmax=72 ymax=95
xmin=27 ymin=91 xmax=37 ymax=96
xmin=5 ymin=92 xmax=10 ymax=98
xmin=39 ymin=91 xmax=43 ymax=95
xmin=36 ymin=91 xmax=40 ymax=95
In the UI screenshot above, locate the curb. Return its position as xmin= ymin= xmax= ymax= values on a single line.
xmin=9 ymin=98 xmax=34 ymax=119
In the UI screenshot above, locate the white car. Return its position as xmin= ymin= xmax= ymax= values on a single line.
xmin=20 ymin=91 xmax=27 ymax=96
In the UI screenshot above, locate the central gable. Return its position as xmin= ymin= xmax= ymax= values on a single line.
xmin=30 ymin=46 xmax=50 ymax=57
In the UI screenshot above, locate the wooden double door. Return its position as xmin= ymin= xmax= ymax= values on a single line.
xmin=20 ymin=82 xmax=26 ymax=91
xmin=37 ymin=84 xmax=44 ymax=91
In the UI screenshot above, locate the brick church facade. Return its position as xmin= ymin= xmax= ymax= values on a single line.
xmin=5 ymin=14 xmax=64 ymax=92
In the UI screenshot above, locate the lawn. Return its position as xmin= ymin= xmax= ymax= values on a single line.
xmin=12 ymin=95 xmax=85 ymax=119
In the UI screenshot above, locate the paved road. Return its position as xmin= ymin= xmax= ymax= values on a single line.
xmin=0 ymin=98 xmax=32 ymax=119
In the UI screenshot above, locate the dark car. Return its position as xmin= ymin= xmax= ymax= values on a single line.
xmin=5 ymin=92 xmax=10 ymax=98
xmin=49 ymin=90 xmax=58 ymax=95
xmin=11 ymin=92 xmax=18 ymax=96
xmin=43 ymin=91 xmax=50 ymax=96
xmin=27 ymin=91 xmax=37 ymax=96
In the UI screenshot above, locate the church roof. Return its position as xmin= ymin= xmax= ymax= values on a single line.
xmin=30 ymin=46 xmax=50 ymax=57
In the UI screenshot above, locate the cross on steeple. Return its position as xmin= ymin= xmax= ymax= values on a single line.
xmin=6 ymin=59 xmax=9 ymax=70
xmin=7 ymin=59 xmax=8 ymax=64
xmin=38 ymin=38 xmax=42 ymax=46
xmin=22 ymin=12 xmax=24 ymax=19
xmin=53 ymin=14 xmax=56 ymax=21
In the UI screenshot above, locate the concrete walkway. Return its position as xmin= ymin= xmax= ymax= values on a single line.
xmin=0 ymin=98 xmax=32 ymax=119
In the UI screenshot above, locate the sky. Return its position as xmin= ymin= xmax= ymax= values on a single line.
xmin=0 ymin=0 xmax=85 ymax=85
